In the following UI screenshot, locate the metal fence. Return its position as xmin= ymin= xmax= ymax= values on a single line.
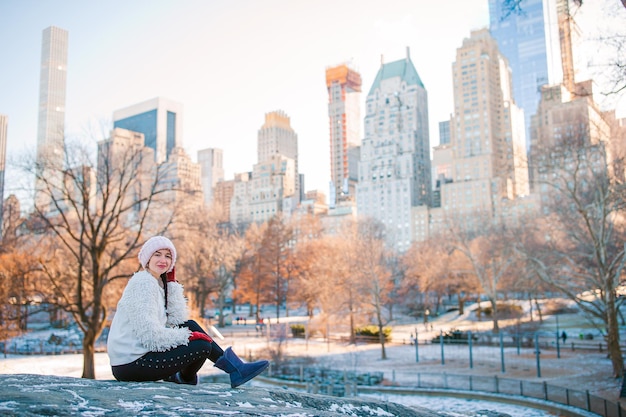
xmin=399 ymin=372 xmax=625 ymax=417
xmin=263 ymin=366 xmax=624 ymax=417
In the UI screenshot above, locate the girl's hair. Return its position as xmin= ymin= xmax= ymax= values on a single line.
xmin=160 ymin=273 xmax=169 ymax=316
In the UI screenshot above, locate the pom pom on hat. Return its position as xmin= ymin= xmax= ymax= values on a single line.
xmin=138 ymin=236 xmax=177 ymax=272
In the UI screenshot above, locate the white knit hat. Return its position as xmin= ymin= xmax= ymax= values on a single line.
xmin=138 ymin=236 xmax=177 ymax=272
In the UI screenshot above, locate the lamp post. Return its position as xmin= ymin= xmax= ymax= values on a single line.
xmin=556 ymin=314 xmax=560 ymax=359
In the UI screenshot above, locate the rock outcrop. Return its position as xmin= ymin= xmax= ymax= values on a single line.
xmin=0 ymin=374 xmax=510 ymax=416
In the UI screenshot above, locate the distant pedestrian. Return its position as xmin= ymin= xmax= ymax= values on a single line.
xmin=561 ymin=331 xmax=567 ymax=343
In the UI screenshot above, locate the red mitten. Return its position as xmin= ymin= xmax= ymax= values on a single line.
xmin=189 ymin=331 xmax=213 ymax=343
xmin=166 ymin=267 xmax=177 ymax=283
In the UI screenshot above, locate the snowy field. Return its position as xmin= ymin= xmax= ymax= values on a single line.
xmin=1 ymin=300 xmax=616 ymax=417
xmin=0 ymin=351 xmax=602 ymax=417
xmin=359 ymin=392 xmax=599 ymax=417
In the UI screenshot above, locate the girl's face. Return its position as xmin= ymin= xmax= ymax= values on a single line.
xmin=146 ymin=249 xmax=172 ymax=278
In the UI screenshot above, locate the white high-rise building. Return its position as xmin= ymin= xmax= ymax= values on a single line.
xmin=197 ymin=148 xmax=224 ymax=207
xmin=357 ymin=48 xmax=432 ymax=252
xmin=97 ymin=128 xmax=155 ymax=217
xmin=443 ymin=29 xmax=529 ymax=222
xmin=35 ymin=26 xmax=68 ymax=211
xmin=230 ymin=155 xmax=296 ymax=225
xmin=413 ymin=29 xmax=533 ymax=243
xmin=257 ymin=111 xmax=300 ymax=201
xmin=113 ymin=97 xmax=183 ymax=164
xmin=230 ymin=111 xmax=299 ymax=226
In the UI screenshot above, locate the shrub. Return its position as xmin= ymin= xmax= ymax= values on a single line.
xmin=478 ymin=303 xmax=523 ymax=319
xmin=354 ymin=325 xmax=392 ymax=342
xmin=432 ymin=329 xmax=476 ymax=344
xmin=290 ymin=324 xmax=306 ymax=338
xmin=544 ymin=299 xmax=578 ymax=315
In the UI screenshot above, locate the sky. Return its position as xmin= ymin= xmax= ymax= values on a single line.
xmin=0 ymin=0 xmax=490 ymax=199
xmin=0 ymin=0 xmax=623 ymax=203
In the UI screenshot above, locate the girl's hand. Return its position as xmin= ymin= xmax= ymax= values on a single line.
xmin=189 ymin=331 xmax=212 ymax=343
xmin=166 ymin=267 xmax=177 ymax=282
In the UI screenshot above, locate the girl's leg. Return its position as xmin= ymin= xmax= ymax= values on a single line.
xmin=179 ymin=320 xmax=224 ymax=362
xmin=169 ymin=320 xmax=225 ymax=382
xmin=112 ymin=320 xmax=268 ymax=387
xmin=112 ymin=341 xmax=213 ymax=382
xmin=180 ymin=319 xmax=269 ymax=388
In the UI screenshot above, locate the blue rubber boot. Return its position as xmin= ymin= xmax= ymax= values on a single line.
xmin=214 ymin=347 xmax=269 ymax=388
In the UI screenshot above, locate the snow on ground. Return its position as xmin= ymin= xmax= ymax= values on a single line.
xmin=1 ymin=300 xmax=617 ymax=416
xmin=358 ymin=392 xmax=601 ymax=417
xmin=0 ymin=353 xmax=600 ymax=417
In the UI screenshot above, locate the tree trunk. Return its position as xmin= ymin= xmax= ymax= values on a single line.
xmin=490 ymin=298 xmax=499 ymax=333
xmin=534 ymin=297 xmax=543 ymax=323
xmin=606 ymin=292 xmax=624 ymax=378
xmin=217 ymin=292 xmax=226 ymax=328
xmin=378 ymin=322 xmax=387 ymax=360
xmin=349 ymin=309 xmax=356 ymax=344
xmin=458 ymin=297 xmax=465 ymax=315
xmin=81 ymin=334 xmax=96 ymax=379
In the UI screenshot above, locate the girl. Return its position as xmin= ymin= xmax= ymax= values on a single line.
xmin=107 ymin=236 xmax=268 ymax=387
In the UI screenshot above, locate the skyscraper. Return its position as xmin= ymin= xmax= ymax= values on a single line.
xmin=113 ymin=97 xmax=183 ymax=164
xmin=257 ymin=110 xmax=300 ymax=200
xmin=438 ymin=120 xmax=450 ymax=145
xmin=230 ymin=111 xmax=299 ymax=226
xmin=35 ymin=26 xmax=68 ymax=211
xmin=326 ymin=64 xmax=362 ymax=207
xmin=96 ymin=128 xmax=155 ymax=216
xmin=356 ymin=48 xmax=432 ymax=251
xmin=446 ymin=29 xmax=528 ymax=218
xmin=489 ymin=0 xmax=562 ymax=150
xmin=411 ymin=29 xmax=532 ymax=242
xmin=197 ymin=148 xmax=224 ymax=207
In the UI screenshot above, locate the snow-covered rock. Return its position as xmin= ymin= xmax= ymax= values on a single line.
xmin=0 ymin=373 xmax=512 ymax=416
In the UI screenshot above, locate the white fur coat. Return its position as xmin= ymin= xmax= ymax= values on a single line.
xmin=107 ymin=270 xmax=191 ymax=366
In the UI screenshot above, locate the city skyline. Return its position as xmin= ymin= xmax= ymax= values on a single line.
xmin=0 ymin=0 xmax=489 ymax=203
xmin=0 ymin=0 xmax=622 ymax=207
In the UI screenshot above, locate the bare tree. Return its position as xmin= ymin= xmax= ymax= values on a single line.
xmin=501 ymin=0 xmax=626 ymax=96
xmin=501 ymin=0 xmax=626 ymax=16
xmin=290 ymin=236 xmax=334 ymax=319
xmin=235 ymin=222 xmax=272 ymax=323
xmin=174 ymin=208 xmax=237 ymax=324
xmin=518 ymin=138 xmax=626 ymax=377
xmin=258 ymin=215 xmax=293 ymax=323
xmin=290 ymin=229 xmax=364 ymax=342
xmin=403 ymin=236 xmax=480 ymax=318
xmin=352 ymin=219 xmax=393 ymax=359
xmin=0 ymin=248 xmax=43 ymax=342
xmin=209 ymin=229 xmax=244 ymax=328
xmin=285 ymin=213 xmax=324 ymax=317
xmin=446 ymin=214 xmax=517 ymax=333
xmin=15 ymin=136 xmax=182 ymax=379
